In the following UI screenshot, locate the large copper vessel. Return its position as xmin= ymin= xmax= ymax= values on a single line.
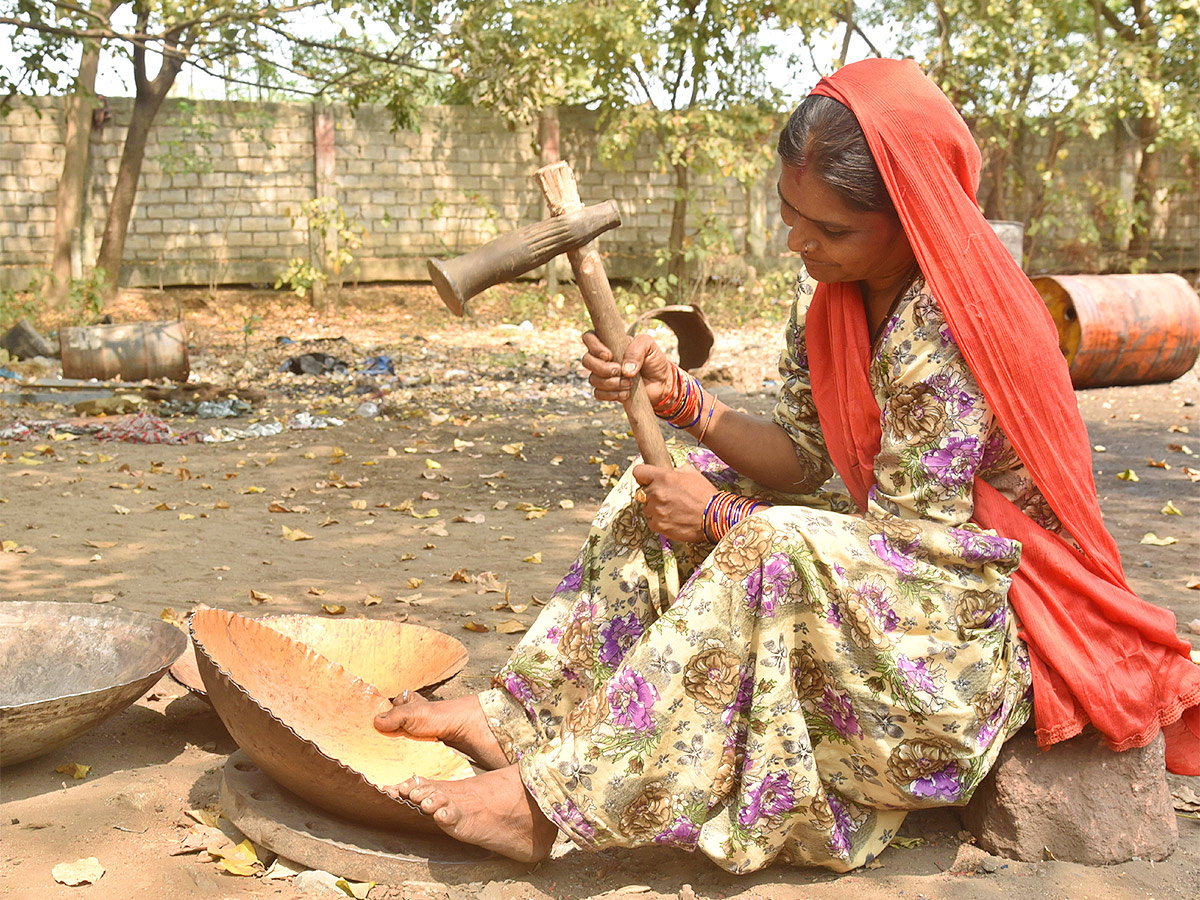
xmin=190 ymin=609 xmax=473 ymax=830
xmin=171 ymin=614 xmax=468 ymax=701
xmin=1 ymin=601 xmax=186 ymax=766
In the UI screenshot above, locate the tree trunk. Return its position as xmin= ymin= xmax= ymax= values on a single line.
xmin=667 ymin=161 xmax=688 ymax=298
xmin=95 ymin=47 xmax=184 ymax=299
xmin=46 ymin=50 xmax=102 ymax=307
xmin=1127 ymin=109 xmax=1160 ymax=263
xmin=538 ymin=105 xmax=561 ymax=295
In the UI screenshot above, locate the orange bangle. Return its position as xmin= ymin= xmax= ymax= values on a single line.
xmin=696 ymin=394 xmax=715 ymax=444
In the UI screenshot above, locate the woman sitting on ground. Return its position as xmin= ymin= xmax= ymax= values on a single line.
xmin=375 ymin=57 xmax=1200 ymax=872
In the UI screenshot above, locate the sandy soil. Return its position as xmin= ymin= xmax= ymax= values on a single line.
xmin=2 ymin=285 xmax=1198 ymax=900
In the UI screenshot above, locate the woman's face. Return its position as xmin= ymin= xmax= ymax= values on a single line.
xmin=777 ymin=164 xmax=916 ymax=297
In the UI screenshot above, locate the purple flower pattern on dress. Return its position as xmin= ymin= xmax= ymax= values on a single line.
xmin=550 ymin=797 xmax=596 ymax=841
xmin=503 ymin=672 xmax=535 ymax=705
xmin=745 ymin=553 xmax=792 ymax=617
xmin=950 ymin=528 xmax=1018 ymax=564
xmin=910 ymin=764 xmax=963 ymax=802
xmin=869 ymin=533 xmax=918 ymax=576
xmin=607 ymin=668 xmax=659 ymax=732
xmin=555 ymin=556 xmax=585 ymax=595
xmin=978 ymin=429 xmax=1008 ymax=472
xmin=722 ymin=667 xmax=757 ymax=726
xmin=598 ymin=612 xmax=644 ymax=667
xmin=738 ymin=770 xmax=795 ymax=827
xmin=816 ymin=685 xmax=864 ymax=739
xmin=857 ymin=577 xmax=901 ymax=632
xmin=654 ymin=816 xmax=701 ymax=848
xmin=927 ymin=368 xmax=974 ymax=420
xmin=827 ymin=795 xmax=854 ymax=857
xmin=896 ymin=655 xmax=937 ymax=695
xmin=922 ymin=434 xmax=983 ymax=491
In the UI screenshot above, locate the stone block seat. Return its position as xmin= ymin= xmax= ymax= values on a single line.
xmin=962 ymin=724 xmax=1178 ymax=864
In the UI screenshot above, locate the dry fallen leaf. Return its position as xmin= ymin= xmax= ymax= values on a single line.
xmin=891 ymin=836 xmax=925 ymax=849
xmin=1161 ymin=500 xmax=1183 ymax=515
xmin=407 ymin=577 xmax=423 ymax=589
xmin=249 ymin=589 xmax=272 ymax=604
xmin=462 ymin=621 xmax=490 ymax=632
xmin=1140 ymin=533 xmax=1178 ymax=546
xmin=496 ymin=620 xmax=527 ymax=635
xmin=475 ymin=571 xmax=506 ymax=593
xmin=1148 ymin=458 xmax=1170 ymax=469
xmin=453 ymin=513 xmax=486 ymax=524
xmin=364 ymin=594 xmax=382 ymax=607
xmin=322 ymin=603 xmax=347 ymax=615
xmin=424 ymin=458 xmax=442 ymax=469
xmin=449 ymin=568 xmax=471 ymax=583
xmin=282 ymin=524 xmax=314 ymax=541
xmin=170 ymin=823 xmax=227 ymax=856
xmin=1116 ymin=469 xmax=1139 ymax=482
xmin=351 ymin=499 xmax=367 ymax=510
xmin=112 ymin=504 xmax=130 ymax=515
xmin=336 ymin=878 xmax=375 ymax=899
xmin=240 ymin=485 xmax=265 ymax=494
xmin=55 ymin=762 xmax=91 ymax=779
xmin=1186 ymin=578 xmax=1200 ymax=591
xmin=52 ymin=857 xmax=104 ymax=886
xmin=559 ymin=499 xmax=575 ymax=509
xmin=84 ymin=539 xmax=117 ymax=549
xmin=263 ymin=856 xmax=305 ymax=879
xmin=308 ymin=586 xmax=326 ymax=596
xmin=523 ymin=552 xmax=542 ymax=564
xmin=185 ymin=806 xmax=222 ymax=828
xmin=208 ymin=838 xmax=259 ymax=876
xmin=91 ymin=592 xmax=115 ymax=604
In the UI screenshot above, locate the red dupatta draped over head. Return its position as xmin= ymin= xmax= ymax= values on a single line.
xmin=800 ymin=58 xmax=1199 ymax=773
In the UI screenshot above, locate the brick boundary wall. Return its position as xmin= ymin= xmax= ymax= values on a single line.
xmin=1 ymin=97 xmax=1196 ymax=292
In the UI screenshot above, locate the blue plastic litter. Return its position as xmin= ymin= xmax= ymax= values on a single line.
xmin=360 ymin=355 xmax=395 ymax=376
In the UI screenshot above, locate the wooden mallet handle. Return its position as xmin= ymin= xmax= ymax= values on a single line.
xmin=535 ymin=162 xmax=672 ymax=469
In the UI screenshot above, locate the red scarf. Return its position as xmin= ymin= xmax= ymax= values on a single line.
xmin=803 ymin=58 xmax=1199 ymax=774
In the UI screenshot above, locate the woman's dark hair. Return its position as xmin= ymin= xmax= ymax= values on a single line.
xmin=777 ymin=95 xmax=893 ymax=214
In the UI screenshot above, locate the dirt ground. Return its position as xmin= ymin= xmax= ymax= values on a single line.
xmin=2 ymin=284 xmax=1198 ymax=900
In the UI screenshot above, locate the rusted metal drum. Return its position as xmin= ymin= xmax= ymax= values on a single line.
xmin=59 ymin=319 xmax=190 ymax=382
xmin=1031 ymin=274 xmax=1200 ymax=389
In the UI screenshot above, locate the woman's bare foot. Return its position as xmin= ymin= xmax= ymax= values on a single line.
xmin=387 ymin=765 xmax=559 ymax=863
xmin=374 ymin=694 xmax=510 ymax=770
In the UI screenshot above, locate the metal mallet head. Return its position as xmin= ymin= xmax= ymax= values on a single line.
xmin=427 ymin=200 xmax=622 ymax=316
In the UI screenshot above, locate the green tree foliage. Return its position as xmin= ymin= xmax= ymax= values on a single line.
xmin=441 ymin=0 xmax=848 ymax=296
xmin=885 ymin=0 xmax=1199 ymax=268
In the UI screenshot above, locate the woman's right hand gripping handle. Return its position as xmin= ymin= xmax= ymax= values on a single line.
xmin=580 ymin=331 xmax=676 ymax=408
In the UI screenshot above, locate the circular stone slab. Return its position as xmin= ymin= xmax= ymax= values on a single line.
xmin=220 ymin=750 xmax=527 ymax=884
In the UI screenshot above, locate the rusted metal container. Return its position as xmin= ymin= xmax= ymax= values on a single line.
xmin=1032 ymin=273 xmax=1200 ymax=389
xmin=59 ymin=320 xmax=190 ymax=382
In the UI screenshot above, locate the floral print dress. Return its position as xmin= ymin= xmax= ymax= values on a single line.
xmin=478 ymin=272 xmax=1039 ymax=873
